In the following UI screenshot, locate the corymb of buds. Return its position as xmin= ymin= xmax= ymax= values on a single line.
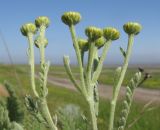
xmin=35 ymin=16 xmax=50 ymax=28
xmin=20 ymin=23 xmax=37 ymax=36
xmin=95 ymin=37 xmax=105 ymax=49
xmin=123 ymin=22 xmax=142 ymax=35
xmin=34 ymin=36 xmax=48 ymax=48
xmin=103 ymin=27 xmax=120 ymax=41
xmin=61 ymin=11 xmax=81 ymax=26
xmin=85 ymin=26 xmax=103 ymax=41
xmin=78 ymin=38 xmax=89 ymax=51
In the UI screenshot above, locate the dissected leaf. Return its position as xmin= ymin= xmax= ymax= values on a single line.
xmin=120 ymin=47 xmax=126 ymax=58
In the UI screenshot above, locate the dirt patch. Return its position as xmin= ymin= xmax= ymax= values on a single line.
xmin=47 ymin=76 xmax=160 ymax=103
xmin=0 ymin=84 xmax=9 ymax=97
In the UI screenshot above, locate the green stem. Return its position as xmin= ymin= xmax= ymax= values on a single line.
xmin=38 ymin=25 xmax=57 ymax=130
xmin=39 ymin=99 xmax=58 ymax=130
xmin=108 ymin=34 xmax=134 ymax=130
xmin=39 ymin=25 xmax=46 ymax=38
xmin=63 ymin=56 xmax=81 ymax=92
xmin=39 ymin=45 xmax=45 ymax=67
xmin=86 ymin=41 xmax=96 ymax=85
xmin=93 ymin=47 xmax=99 ymax=72
xmin=69 ymin=25 xmax=87 ymax=97
xmin=27 ymin=33 xmax=39 ymax=97
xmin=81 ymin=50 xmax=85 ymax=66
xmin=88 ymin=100 xmax=98 ymax=130
xmin=92 ymin=40 xmax=112 ymax=83
xmin=93 ymin=51 xmax=99 ymax=116
xmin=39 ymin=25 xmax=46 ymax=67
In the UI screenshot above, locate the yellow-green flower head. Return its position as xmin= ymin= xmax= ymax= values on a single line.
xmin=20 ymin=23 xmax=37 ymax=36
xmin=35 ymin=16 xmax=50 ymax=28
xmin=85 ymin=26 xmax=103 ymax=41
xmin=123 ymin=22 xmax=142 ymax=35
xmin=34 ymin=36 xmax=48 ymax=48
xmin=103 ymin=27 xmax=120 ymax=41
xmin=77 ymin=38 xmax=89 ymax=51
xmin=61 ymin=11 xmax=81 ymax=26
xmin=95 ymin=37 xmax=105 ymax=49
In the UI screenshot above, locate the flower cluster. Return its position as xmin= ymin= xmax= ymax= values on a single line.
xmin=19 ymin=11 xmax=143 ymax=130
xmin=20 ymin=17 xmax=58 ymax=130
xmin=61 ymin=11 xmax=142 ymax=130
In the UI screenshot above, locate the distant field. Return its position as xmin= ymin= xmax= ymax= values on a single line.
xmin=49 ymin=65 xmax=160 ymax=89
xmin=0 ymin=64 xmax=159 ymax=89
xmin=0 ymin=64 xmax=160 ymax=130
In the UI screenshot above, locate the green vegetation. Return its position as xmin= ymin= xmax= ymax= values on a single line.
xmin=0 ymin=64 xmax=160 ymax=130
xmin=0 ymin=11 xmax=159 ymax=130
xmin=49 ymin=66 xmax=160 ymax=89
xmin=0 ymin=64 xmax=159 ymax=90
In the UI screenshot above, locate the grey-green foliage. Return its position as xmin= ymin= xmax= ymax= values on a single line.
xmin=21 ymin=16 xmax=58 ymax=130
xmin=10 ymin=122 xmax=24 ymax=130
xmin=117 ymin=72 xmax=142 ymax=130
xmin=0 ymin=101 xmax=10 ymax=130
xmin=0 ymin=101 xmax=24 ymax=130
xmin=62 ymin=11 xmax=121 ymax=130
xmin=38 ymin=62 xmax=50 ymax=98
xmin=56 ymin=104 xmax=88 ymax=130
xmin=24 ymin=95 xmax=48 ymax=127
xmin=4 ymin=81 xmax=25 ymax=123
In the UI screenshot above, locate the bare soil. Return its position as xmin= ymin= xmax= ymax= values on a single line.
xmin=0 ymin=84 xmax=9 ymax=97
xmin=47 ymin=76 xmax=160 ymax=103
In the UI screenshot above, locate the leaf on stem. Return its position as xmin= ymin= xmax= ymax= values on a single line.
xmin=39 ymin=62 xmax=50 ymax=98
xmin=117 ymin=72 xmax=141 ymax=130
xmin=24 ymin=95 xmax=48 ymax=127
xmin=120 ymin=47 xmax=126 ymax=58
xmin=113 ymin=67 xmax=121 ymax=92
xmin=63 ymin=56 xmax=81 ymax=92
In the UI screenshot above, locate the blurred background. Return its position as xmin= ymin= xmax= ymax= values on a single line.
xmin=0 ymin=0 xmax=160 ymax=66
xmin=0 ymin=1 xmax=160 ymax=130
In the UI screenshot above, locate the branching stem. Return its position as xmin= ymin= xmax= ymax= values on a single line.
xmin=69 ymin=25 xmax=87 ymax=97
xmin=88 ymin=101 xmax=98 ymax=130
xmin=38 ymin=25 xmax=58 ymax=130
xmin=108 ymin=34 xmax=134 ymax=130
xmin=27 ymin=33 xmax=39 ymax=97
xmin=92 ymin=40 xmax=112 ymax=83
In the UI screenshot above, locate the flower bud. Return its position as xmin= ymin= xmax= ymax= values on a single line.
xmin=103 ymin=27 xmax=120 ymax=40
xmin=123 ymin=22 xmax=142 ymax=35
xmin=20 ymin=23 xmax=37 ymax=36
xmin=85 ymin=26 xmax=103 ymax=41
xmin=34 ymin=36 xmax=48 ymax=48
xmin=61 ymin=11 xmax=81 ymax=26
xmin=95 ymin=37 xmax=105 ymax=49
xmin=77 ymin=38 xmax=89 ymax=51
xmin=35 ymin=16 xmax=50 ymax=28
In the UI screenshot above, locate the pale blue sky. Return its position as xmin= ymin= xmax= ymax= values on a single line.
xmin=0 ymin=0 xmax=160 ymax=65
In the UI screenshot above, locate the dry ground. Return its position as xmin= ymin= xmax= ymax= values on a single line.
xmin=47 ymin=76 xmax=160 ymax=103
xmin=0 ymin=84 xmax=9 ymax=97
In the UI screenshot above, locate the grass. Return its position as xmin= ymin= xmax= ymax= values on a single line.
xmin=0 ymin=64 xmax=160 ymax=130
xmin=49 ymin=65 xmax=160 ymax=89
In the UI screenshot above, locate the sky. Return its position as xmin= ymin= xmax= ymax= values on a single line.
xmin=0 ymin=0 xmax=160 ymax=66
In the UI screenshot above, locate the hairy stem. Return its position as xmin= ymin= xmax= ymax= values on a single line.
xmin=38 ymin=26 xmax=57 ymax=130
xmin=39 ymin=25 xmax=46 ymax=67
xmin=63 ymin=56 xmax=81 ymax=92
xmin=92 ymin=40 xmax=112 ymax=83
xmin=81 ymin=50 xmax=85 ymax=66
xmin=108 ymin=34 xmax=134 ymax=130
xmin=69 ymin=25 xmax=87 ymax=97
xmin=93 ymin=50 xmax=99 ymax=116
xmin=88 ymin=100 xmax=98 ymax=130
xmin=86 ymin=41 xmax=96 ymax=85
xmin=27 ymin=33 xmax=39 ymax=97
xmin=39 ymin=99 xmax=58 ymax=130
